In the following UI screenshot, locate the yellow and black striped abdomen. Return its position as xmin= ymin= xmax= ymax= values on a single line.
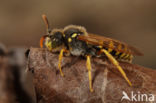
xmin=104 ymin=47 xmax=133 ymax=62
xmin=103 ymin=40 xmax=133 ymax=62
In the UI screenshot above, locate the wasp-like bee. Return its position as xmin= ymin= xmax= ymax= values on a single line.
xmin=40 ymin=15 xmax=143 ymax=92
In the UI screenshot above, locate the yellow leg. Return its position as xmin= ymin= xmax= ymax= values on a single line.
xmin=86 ymin=55 xmax=94 ymax=92
xmin=101 ymin=49 xmax=132 ymax=86
xmin=58 ymin=49 xmax=66 ymax=77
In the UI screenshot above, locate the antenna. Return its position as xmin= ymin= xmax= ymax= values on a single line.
xmin=42 ymin=14 xmax=51 ymax=34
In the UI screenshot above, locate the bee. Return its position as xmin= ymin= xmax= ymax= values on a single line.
xmin=40 ymin=15 xmax=143 ymax=92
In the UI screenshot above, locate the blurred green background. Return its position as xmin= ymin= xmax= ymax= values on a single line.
xmin=0 ymin=0 xmax=156 ymax=68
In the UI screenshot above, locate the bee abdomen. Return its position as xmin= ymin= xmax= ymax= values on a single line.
xmin=108 ymin=49 xmax=133 ymax=62
xmin=97 ymin=46 xmax=133 ymax=62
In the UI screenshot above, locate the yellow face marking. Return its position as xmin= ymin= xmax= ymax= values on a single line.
xmin=63 ymin=33 xmax=65 ymax=37
xmin=45 ymin=38 xmax=52 ymax=51
xmin=68 ymin=38 xmax=72 ymax=42
xmin=47 ymin=42 xmax=52 ymax=51
xmin=71 ymin=33 xmax=78 ymax=38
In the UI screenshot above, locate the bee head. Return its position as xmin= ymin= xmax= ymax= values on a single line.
xmin=40 ymin=15 xmax=65 ymax=52
xmin=40 ymin=29 xmax=65 ymax=52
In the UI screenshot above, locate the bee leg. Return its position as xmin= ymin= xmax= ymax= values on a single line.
xmin=58 ymin=49 xmax=67 ymax=77
xmin=101 ymin=49 xmax=132 ymax=86
xmin=86 ymin=55 xmax=94 ymax=92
